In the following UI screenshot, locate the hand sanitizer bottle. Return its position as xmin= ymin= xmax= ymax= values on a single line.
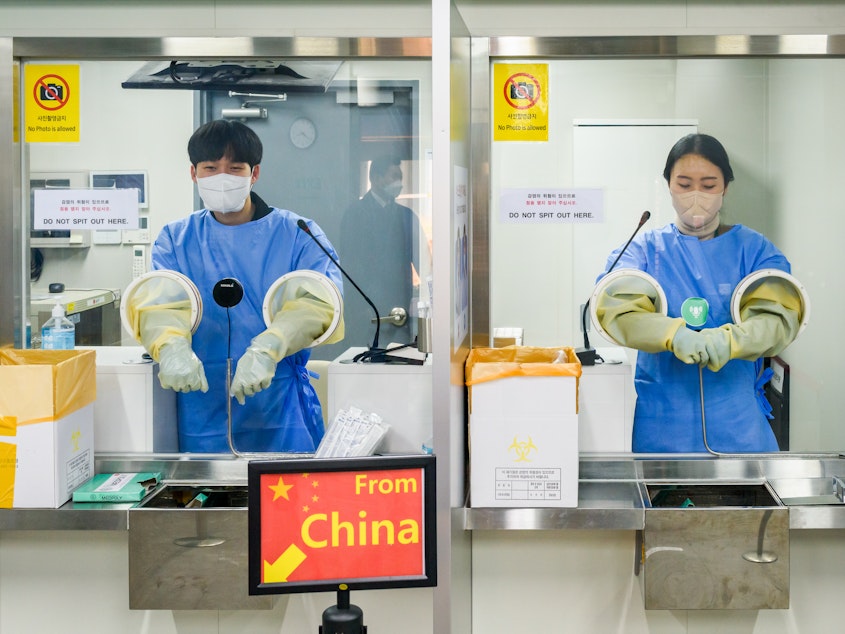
xmin=41 ymin=303 xmax=75 ymax=350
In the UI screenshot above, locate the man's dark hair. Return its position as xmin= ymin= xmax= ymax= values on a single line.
xmin=368 ymin=154 xmax=401 ymax=182
xmin=188 ymin=119 xmax=263 ymax=167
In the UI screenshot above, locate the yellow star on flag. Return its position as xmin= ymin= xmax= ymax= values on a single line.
xmin=269 ymin=476 xmax=294 ymax=501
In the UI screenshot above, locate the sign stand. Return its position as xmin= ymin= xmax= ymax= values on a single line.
xmin=320 ymin=585 xmax=367 ymax=633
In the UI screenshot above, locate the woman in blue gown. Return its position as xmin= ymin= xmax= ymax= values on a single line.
xmin=595 ymin=134 xmax=803 ymax=453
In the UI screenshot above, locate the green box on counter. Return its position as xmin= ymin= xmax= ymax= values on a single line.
xmin=73 ymin=472 xmax=162 ymax=503
xmin=0 ymin=349 xmax=96 ymax=508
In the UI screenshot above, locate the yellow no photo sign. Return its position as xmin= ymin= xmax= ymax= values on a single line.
xmin=24 ymin=64 xmax=80 ymax=143
xmin=493 ymin=63 xmax=548 ymax=142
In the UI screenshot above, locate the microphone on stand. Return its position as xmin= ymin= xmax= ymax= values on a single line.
xmin=297 ymin=218 xmax=392 ymax=363
xmin=576 ymin=210 xmax=651 ymax=366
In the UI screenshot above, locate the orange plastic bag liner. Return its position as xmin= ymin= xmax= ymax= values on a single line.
xmin=0 ymin=349 xmax=96 ymax=426
xmin=465 ymin=345 xmax=582 ymax=385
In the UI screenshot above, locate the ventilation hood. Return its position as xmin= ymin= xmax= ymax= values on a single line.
xmin=122 ymin=60 xmax=343 ymax=92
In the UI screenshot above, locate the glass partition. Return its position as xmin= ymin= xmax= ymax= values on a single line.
xmin=1 ymin=37 xmax=433 ymax=459
xmin=483 ymin=37 xmax=845 ymax=453
xmin=14 ymin=41 xmax=432 ymax=365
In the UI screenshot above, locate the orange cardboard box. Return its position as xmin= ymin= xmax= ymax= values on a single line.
xmin=0 ymin=349 xmax=96 ymax=508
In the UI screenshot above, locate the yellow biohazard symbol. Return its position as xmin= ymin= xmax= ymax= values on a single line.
xmin=508 ymin=436 xmax=537 ymax=462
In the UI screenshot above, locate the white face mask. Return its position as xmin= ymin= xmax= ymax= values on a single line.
xmin=196 ymin=173 xmax=252 ymax=213
xmin=383 ymin=180 xmax=403 ymax=200
xmin=671 ymin=190 xmax=723 ymax=238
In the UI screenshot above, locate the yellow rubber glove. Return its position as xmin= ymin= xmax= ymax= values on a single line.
xmin=136 ymin=300 xmax=193 ymax=360
xmin=698 ymin=328 xmax=730 ymax=372
xmin=126 ymin=275 xmax=208 ymax=393
xmin=157 ymin=337 xmax=209 ymax=393
xmin=594 ymin=273 xmax=686 ymax=354
xmin=671 ymin=328 xmax=710 ymax=366
xmin=700 ymin=278 xmax=803 ymax=372
xmin=230 ymin=290 xmax=344 ymax=405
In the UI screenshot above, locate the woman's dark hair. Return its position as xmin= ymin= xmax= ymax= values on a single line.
xmin=662 ymin=133 xmax=734 ymax=184
xmin=187 ymin=119 xmax=263 ymax=167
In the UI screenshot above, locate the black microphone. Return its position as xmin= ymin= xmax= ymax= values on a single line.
xmin=296 ymin=218 xmax=382 ymax=356
xmin=576 ymin=210 xmax=651 ymax=366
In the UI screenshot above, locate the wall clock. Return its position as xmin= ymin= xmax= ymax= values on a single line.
xmin=289 ymin=117 xmax=317 ymax=149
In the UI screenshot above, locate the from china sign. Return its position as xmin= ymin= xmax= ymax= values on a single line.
xmin=248 ymin=456 xmax=436 ymax=594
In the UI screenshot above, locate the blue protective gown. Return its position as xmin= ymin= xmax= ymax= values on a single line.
xmin=152 ymin=196 xmax=343 ymax=453
xmin=601 ymin=223 xmax=790 ymax=453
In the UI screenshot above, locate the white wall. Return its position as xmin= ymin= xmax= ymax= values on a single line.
xmin=767 ymin=58 xmax=845 ymax=451
xmin=5 ymin=0 xmax=845 ymax=40
xmin=457 ymin=1 xmax=845 ymax=37
xmin=0 ymin=1 xmax=432 ymax=38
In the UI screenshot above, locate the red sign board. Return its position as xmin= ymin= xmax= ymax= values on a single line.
xmin=249 ymin=456 xmax=436 ymax=594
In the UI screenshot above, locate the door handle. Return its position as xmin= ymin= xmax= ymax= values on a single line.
xmin=371 ymin=306 xmax=407 ymax=327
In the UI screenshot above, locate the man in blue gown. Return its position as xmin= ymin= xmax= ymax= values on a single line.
xmin=133 ymin=119 xmax=344 ymax=453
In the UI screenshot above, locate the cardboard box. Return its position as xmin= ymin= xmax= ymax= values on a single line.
xmin=466 ymin=347 xmax=581 ymax=508
xmin=0 ymin=349 xmax=96 ymax=508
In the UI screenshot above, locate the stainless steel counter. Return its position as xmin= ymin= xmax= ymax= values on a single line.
xmin=0 ymin=453 xmax=251 ymax=531
xmin=3 ymin=453 xmax=845 ymax=531
xmin=464 ymin=453 xmax=845 ymax=531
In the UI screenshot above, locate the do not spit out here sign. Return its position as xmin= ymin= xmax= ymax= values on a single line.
xmin=33 ymin=189 xmax=139 ymax=231
xmin=500 ymin=188 xmax=604 ymax=224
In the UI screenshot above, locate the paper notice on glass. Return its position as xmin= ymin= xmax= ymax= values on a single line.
xmin=500 ymin=188 xmax=603 ymax=224
xmin=33 ymin=188 xmax=140 ymax=231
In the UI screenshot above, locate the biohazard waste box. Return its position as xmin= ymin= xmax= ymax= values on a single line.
xmin=466 ymin=346 xmax=581 ymax=508
xmin=0 ymin=349 xmax=96 ymax=508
